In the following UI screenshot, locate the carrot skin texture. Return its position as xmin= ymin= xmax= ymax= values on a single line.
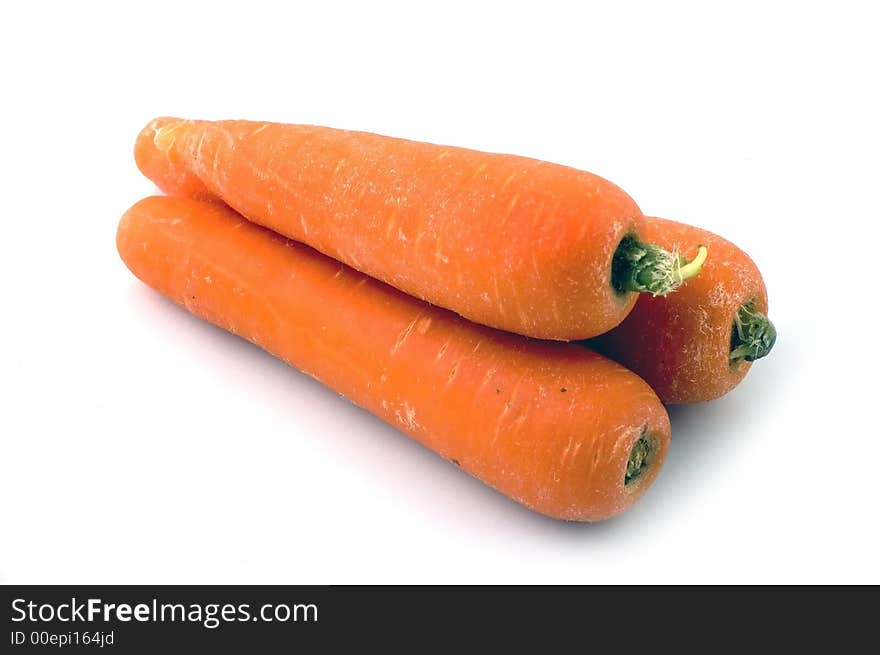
xmin=134 ymin=118 xmax=642 ymax=341
xmin=590 ymin=217 xmax=770 ymax=404
xmin=117 ymin=196 xmax=670 ymax=521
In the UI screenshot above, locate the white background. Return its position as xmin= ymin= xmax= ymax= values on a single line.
xmin=1 ymin=1 xmax=878 ymax=584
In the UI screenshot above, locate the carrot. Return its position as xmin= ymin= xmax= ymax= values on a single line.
xmin=117 ymin=195 xmax=671 ymax=521
xmin=134 ymin=117 xmax=707 ymax=341
xmin=590 ymin=217 xmax=775 ymax=404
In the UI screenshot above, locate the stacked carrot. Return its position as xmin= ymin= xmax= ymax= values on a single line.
xmin=119 ymin=118 xmax=775 ymax=521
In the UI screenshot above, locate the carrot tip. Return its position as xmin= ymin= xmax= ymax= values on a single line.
xmin=152 ymin=119 xmax=192 ymax=153
xmin=612 ymin=237 xmax=708 ymax=296
xmin=730 ymin=302 xmax=776 ymax=363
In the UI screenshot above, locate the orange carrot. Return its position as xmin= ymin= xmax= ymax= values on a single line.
xmin=591 ymin=217 xmax=775 ymax=404
xmin=134 ymin=117 xmax=706 ymax=341
xmin=117 ymin=195 xmax=671 ymax=521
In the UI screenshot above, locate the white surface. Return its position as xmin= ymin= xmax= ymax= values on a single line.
xmin=1 ymin=1 xmax=878 ymax=584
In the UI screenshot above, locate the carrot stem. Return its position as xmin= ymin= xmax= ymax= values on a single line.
xmin=612 ymin=236 xmax=708 ymax=296
xmin=730 ymin=302 xmax=777 ymax=363
xmin=677 ymin=245 xmax=709 ymax=282
xmin=625 ymin=431 xmax=658 ymax=486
